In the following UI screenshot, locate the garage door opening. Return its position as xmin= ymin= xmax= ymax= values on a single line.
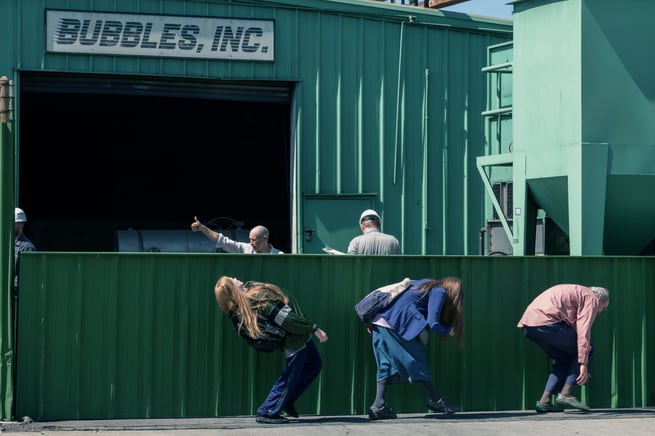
xmin=18 ymin=73 xmax=293 ymax=253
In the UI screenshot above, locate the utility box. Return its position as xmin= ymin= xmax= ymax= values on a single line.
xmin=486 ymin=217 xmax=569 ymax=256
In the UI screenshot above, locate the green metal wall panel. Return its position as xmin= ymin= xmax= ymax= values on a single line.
xmin=296 ymin=18 xmax=511 ymax=255
xmin=0 ymin=113 xmax=16 ymax=420
xmin=14 ymin=253 xmax=655 ymax=420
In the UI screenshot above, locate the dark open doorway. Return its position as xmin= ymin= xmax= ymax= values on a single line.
xmin=18 ymin=73 xmax=292 ymax=252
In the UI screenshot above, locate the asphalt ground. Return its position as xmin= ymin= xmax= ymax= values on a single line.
xmin=2 ymin=408 xmax=654 ymax=435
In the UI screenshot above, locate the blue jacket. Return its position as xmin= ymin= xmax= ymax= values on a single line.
xmin=377 ymin=279 xmax=451 ymax=341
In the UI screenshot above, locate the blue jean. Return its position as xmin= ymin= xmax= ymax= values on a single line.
xmin=522 ymin=322 xmax=594 ymax=394
xmin=256 ymin=339 xmax=323 ymax=416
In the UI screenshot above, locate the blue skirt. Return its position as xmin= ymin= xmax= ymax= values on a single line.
xmin=371 ymin=324 xmax=432 ymax=383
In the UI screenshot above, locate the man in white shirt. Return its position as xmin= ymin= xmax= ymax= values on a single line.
xmin=191 ymin=216 xmax=283 ymax=254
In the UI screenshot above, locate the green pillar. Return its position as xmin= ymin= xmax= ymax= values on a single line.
xmin=0 ymin=75 xmax=16 ymax=420
xmin=567 ymin=142 xmax=608 ymax=255
xmin=511 ymin=152 xmax=526 ymax=255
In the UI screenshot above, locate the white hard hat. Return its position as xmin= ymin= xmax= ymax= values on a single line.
xmin=15 ymin=207 xmax=27 ymax=223
xmin=359 ymin=209 xmax=381 ymax=224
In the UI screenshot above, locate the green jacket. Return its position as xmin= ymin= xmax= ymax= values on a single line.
xmin=251 ymin=288 xmax=318 ymax=352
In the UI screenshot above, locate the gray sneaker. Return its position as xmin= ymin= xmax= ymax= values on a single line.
xmin=427 ymin=398 xmax=459 ymax=414
xmin=368 ymin=404 xmax=398 ymax=420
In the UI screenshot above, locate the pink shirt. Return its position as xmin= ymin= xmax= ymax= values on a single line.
xmin=517 ymin=284 xmax=604 ymax=365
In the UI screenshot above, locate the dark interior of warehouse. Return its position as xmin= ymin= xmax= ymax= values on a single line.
xmin=18 ymin=73 xmax=292 ymax=252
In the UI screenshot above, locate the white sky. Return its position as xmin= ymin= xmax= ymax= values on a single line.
xmin=439 ymin=0 xmax=513 ymax=20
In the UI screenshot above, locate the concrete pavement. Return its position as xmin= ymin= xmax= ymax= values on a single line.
xmin=2 ymin=408 xmax=654 ymax=435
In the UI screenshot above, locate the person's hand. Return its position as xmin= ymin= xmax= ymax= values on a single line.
xmin=449 ymin=327 xmax=456 ymax=337
xmin=577 ymin=363 xmax=589 ymax=385
xmin=191 ymin=216 xmax=202 ymax=232
xmin=314 ymin=328 xmax=328 ymax=343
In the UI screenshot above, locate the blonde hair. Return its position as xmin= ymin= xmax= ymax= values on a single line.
xmin=214 ymin=276 xmax=288 ymax=338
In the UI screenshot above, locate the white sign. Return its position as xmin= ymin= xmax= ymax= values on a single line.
xmin=45 ymin=10 xmax=274 ymax=61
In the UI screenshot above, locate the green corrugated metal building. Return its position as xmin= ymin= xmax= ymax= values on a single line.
xmin=0 ymin=0 xmax=512 ymax=257
xmin=2 ymin=0 xmax=654 ymax=424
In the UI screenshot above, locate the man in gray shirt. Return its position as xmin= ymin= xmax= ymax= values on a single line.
xmin=347 ymin=209 xmax=400 ymax=255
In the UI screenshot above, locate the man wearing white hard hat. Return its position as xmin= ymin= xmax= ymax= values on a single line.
xmin=14 ymin=207 xmax=36 ymax=291
xmin=347 ymin=209 xmax=400 ymax=255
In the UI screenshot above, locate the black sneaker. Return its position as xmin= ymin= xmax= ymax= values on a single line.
xmin=256 ymin=413 xmax=289 ymax=424
xmin=368 ymin=404 xmax=398 ymax=420
xmin=283 ymin=402 xmax=299 ymax=418
xmin=427 ymin=397 xmax=459 ymax=414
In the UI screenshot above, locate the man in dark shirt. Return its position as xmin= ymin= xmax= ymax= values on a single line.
xmin=14 ymin=207 xmax=36 ymax=291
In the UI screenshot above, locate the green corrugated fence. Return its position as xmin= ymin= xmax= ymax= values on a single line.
xmin=8 ymin=253 xmax=655 ymax=420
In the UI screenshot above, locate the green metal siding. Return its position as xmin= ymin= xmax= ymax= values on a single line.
xmin=0 ymin=115 xmax=16 ymax=420
xmin=293 ymin=18 xmax=511 ymax=255
xmin=14 ymin=253 xmax=655 ymax=420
